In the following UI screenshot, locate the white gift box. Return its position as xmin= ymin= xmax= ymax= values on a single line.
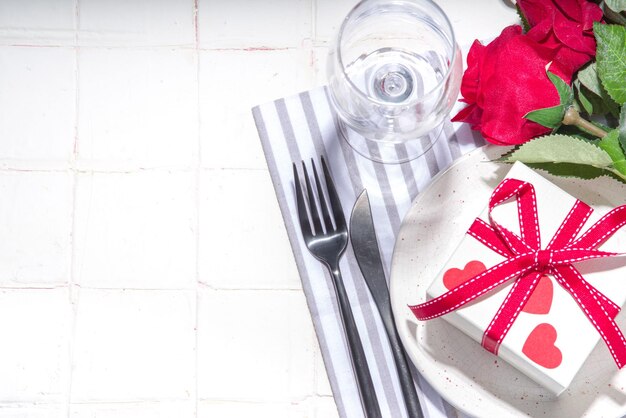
xmin=426 ymin=162 xmax=626 ymax=395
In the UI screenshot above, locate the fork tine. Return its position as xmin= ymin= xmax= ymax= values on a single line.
xmin=302 ymin=161 xmax=323 ymax=234
xmin=311 ymin=158 xmax=334 ymax=232
xmin=321 ymin=156 xmax=346 ymax=229
xmin=293 ymin=163 xmax=312 ymax=239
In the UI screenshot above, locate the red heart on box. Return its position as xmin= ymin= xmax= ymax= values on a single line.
xmin=522 ymin=323 xmax=562 ymax=369
xmin=443 ymin=261 xmax=487 ymax=290
xmin=522 ymin=275 xmax=553 ymax=315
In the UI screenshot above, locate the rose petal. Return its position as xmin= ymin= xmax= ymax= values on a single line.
xmin=581 ymin=1 xmax=604 ymax=29
xmin=459 ymin=40 xmax=486 ymax=101
xmin=478 ymin=36 xmax=559 ymax=144
xmin=526 ymin=19 xmax=556 ymax=45
xmin=520 ymin=0 xmax=601 ymax=74
xmin=518 ymin=0 xmax=557 ymax=27
xmin=553 ymin=0 xmax=583 ymax=23
xmin=475 ymin=25 xmax=522 ymax=109
xmin=553 ymin=12 xmax=596 ymax=54
xmin=452 ymin=103 xmax=483 ymax=130
xmin=552 ymin=47 xmax=594 ymax=76
xmin=452 ymin=22 xmax=582 ymax=145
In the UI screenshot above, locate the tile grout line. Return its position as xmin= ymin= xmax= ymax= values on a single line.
xmin=0 ymin=166 xmax=267 ymax=173
xmin=311 ymin=0 xmax=317 ymax=42
xmin=66 ymin=0 xmax=81 ymax=416
xmin=0 ymin=43 xmax=306 ymax=51
xmin=193 ymin=0 xmax=201 ymax=416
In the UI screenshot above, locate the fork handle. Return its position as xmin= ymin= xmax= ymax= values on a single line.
xmin=330 ymin=265 xmax=382 ymax=418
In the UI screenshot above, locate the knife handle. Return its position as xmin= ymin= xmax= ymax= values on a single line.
xmin=330 ymin=265 xmax=382 ymax=418
xmin=385 ymin=315 xmax=424 ymax=418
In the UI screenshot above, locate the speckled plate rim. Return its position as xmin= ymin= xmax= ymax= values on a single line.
xmin=389 ymin=145 xmax=626 ymax=418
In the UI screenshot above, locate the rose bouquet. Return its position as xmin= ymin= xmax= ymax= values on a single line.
xmin=452 ymin=0 xmax=626 ymax=183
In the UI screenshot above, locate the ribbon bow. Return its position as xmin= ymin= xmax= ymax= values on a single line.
xmin=409 ymin=178 xmax=626 ymax=367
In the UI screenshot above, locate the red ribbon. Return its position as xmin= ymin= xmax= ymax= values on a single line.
xmin=409 ymin=178 xmax=626 ymax=367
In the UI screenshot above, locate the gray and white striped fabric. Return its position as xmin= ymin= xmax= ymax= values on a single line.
xmin=252 ymin=86 xmax=485 ymax=418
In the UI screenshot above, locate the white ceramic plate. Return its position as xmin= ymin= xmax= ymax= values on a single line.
xmin=389 ymin=146 xmax=626 ymax=418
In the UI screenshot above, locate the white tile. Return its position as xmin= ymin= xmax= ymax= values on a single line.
xmin=199 ymin=49 xmax=314 ymax=169
xmin=198 ymin=169 xmax=299 ymax=289
xmin=70 ymin=401 xmax=195 ymax=418
xmin=197 ymin=400 xmax=306 ymax=418
xmin=434 ymin=0 xmax=519 ymax=47
xmin=312 ymin=45 xmax=330 ymax=86
xmin=197 ymin=289 xmax=315 ymax=402
xmin=312 ymin=397 xmax=340 ymax=418
xmin=78 ymin=0 xmax=195 ymax=47
xmin=73 ymin=171 xmax=196 ymax=289
xmin=314 ymin=0 xmax=358 ymax=43
xmin=71 ymin=289 xmax=196 ymax=402
xmin=77 ymin=48 xmax=197 ymax=169
xmin=0 ymin=46 xmax=75 ymax=165
xmin=197 ymin=0 xmax=312 ymax=48
xmin=0 ymin=404 xmax=66 ymax=418
xmin=313 ymin=0 xmax=520 ymax=59
xmin=0 ymin=288 xmax=71 ymax=402
xmin=0 ymin=0 xmax=75 ymax=46
xmin=0 ymin=171 xmax=72 ymax=286
xmin=314 ymin=0 xmax=519 ymax=51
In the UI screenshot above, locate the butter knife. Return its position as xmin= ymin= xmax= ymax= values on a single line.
xmin=350 ymin=190 xmax=423 ymax=418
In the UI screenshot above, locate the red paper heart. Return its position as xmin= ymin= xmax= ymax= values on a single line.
xmin=443 ymin=261 xmax=487 ymax=290
xmin=522 ymin=275 xmax=553 ymax=315
xmin=522 ymin=323 xmax=562 ymax=369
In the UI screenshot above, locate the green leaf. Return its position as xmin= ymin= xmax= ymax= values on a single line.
xmin=575 ymin=62 xmax=620 ymax=116
xmin=609 ymin=170 xmax=626 ymax=184
xmin=606 ymin=0 xmax=626 ymax=13
xmin=498 ymin=134 xmax=613 ymax=168
xmin=525 ymin=105 xmax=565 ymax=129
xmin=594 ymin=23 xmax=626 ymax=105
xmin=556 ymin=123 xmax=599 ymax=141
xmin=603 ymin=4 xmax=626 ymax=26
xmin=575 ymin=82 xmax=594 ymax=115
xmin=523 ymin=72 xmax=573 ymax=129
xmin=620 ymin=105 xmax=626 ymax=152
xmin=498 ymin=134 xmax=626 ymax=184
xmin=574 ymin=80 xmax=593 ymax=114
xmin=516 ymin=4 xmax=531 ymax=32
xmin=548 ymin=71 xmax=574 ymax=106
xmin=523 ymin=162 xmax=616 ymax=181
xmin=598 ymin=129 xmax=626 ymax=175
xmin=574 ymin=82 xmax=620 ymax=117
xmin=577 ymin=62 xmax=603 ymax=97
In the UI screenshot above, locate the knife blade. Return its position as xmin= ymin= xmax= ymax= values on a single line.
xmin=350 ymin=189 xmax=423 ymax=418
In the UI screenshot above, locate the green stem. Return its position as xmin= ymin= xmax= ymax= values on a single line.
xmin=561 ymin=107 xmax=608 ymax=138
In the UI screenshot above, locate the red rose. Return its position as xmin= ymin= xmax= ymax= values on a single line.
xmin=452 ymin=25 xmax=572 ymax=145
xmin=518 ymin=0 xmax=603 ymax=75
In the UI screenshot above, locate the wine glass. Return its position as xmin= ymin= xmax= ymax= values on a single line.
xmin=327 ymin=0 xmax=462 ymax=164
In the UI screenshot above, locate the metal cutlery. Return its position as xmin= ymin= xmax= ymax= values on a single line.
xmin=293 ymin=157 xmax=382 ymax=418
xmin=350 ymin=189 xmax=424 ymax=418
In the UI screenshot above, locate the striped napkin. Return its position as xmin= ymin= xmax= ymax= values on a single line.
xmin=252 ymin=86 xmax=485 ymax=418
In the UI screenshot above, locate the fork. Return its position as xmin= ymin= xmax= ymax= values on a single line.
xmin=293 ymin=157 xmax=382 ymax=418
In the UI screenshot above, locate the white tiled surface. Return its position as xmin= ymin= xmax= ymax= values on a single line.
xmin=78 ymin=0 xmax=195 ymax=47
xmin=0 ymin=172 xmax=73 ymax=285
xmin=71 ymin=289 xmax=196 ymax=402
xmin=74 ymin=171 xmax=197 ymax=289
xmin=0 ymin=47 xmax=75 ymax=165
xmin=198 ymin=48 xmax=313 ymax=169
xmin=77 ymin=48 xmax=198 ymax=169
xmin=0 ymin=1 xmax=518 ymax=417
xmin=0 ymin=288 xmax=71 ymax=403
xmin=197 ymin=0 xmax=312 ymax=48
